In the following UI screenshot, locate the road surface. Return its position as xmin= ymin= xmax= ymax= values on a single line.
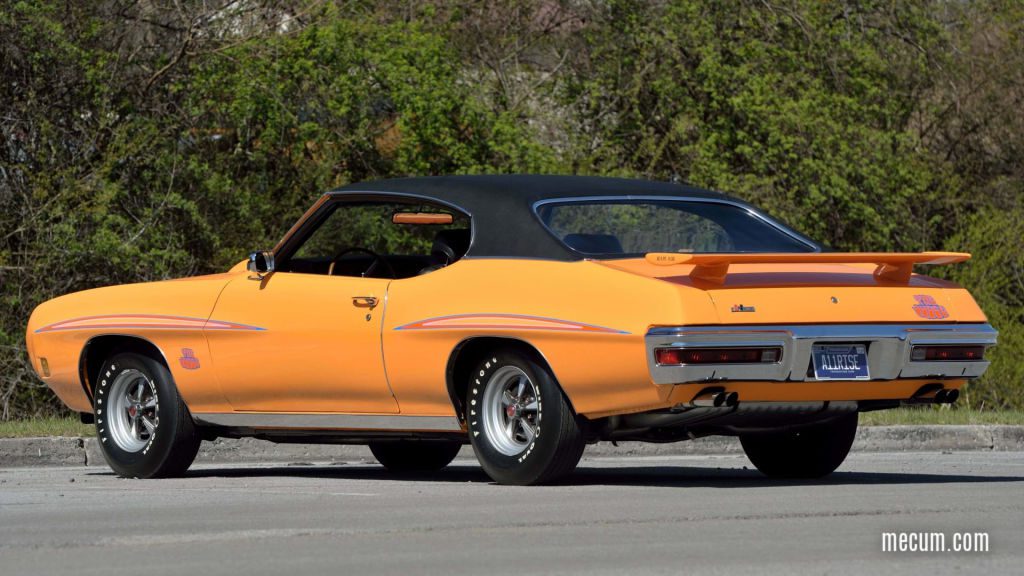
xmin=2 ymin=451 xmax=1022 ymax=575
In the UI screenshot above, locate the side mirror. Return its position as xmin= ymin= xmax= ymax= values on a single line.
xmin=247 ymin=250 xmax=275 ymax=279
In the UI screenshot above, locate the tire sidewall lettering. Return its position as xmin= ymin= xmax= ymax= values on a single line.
xmin=93 ymin=354 xmax=170 ymax=476
xmin=468 ymin=352 xmax=547 ymax=469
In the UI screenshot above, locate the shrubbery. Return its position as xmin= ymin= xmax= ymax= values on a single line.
xmin=1 ymin=1 xmax=1021 ymax=417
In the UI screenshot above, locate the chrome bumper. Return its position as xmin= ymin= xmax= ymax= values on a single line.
xmin=645 ymin=323 xmax=997 ymax=385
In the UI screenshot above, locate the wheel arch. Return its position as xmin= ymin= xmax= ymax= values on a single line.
xmin=79 ymin=335 xmax=171 ymax=403
xmin=445 ymin=336 xmax=574 ymax=421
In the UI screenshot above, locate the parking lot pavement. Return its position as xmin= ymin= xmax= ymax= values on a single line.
xmin=1 ymin=451 xmax=1022 ymax=576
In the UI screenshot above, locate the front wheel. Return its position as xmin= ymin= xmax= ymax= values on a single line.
xmin=740 ymin=413 xmax=858 ymax=479
xmin=93 ymin=352 xmax=201 ymax=478
xmin=467 ymin=348 xmax=585 ymax=485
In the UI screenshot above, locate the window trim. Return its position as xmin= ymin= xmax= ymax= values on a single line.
xmin=273 ymin=192 xmax=474 ymax=273
xmin=531 ymin=195 xmax=821 ymax=258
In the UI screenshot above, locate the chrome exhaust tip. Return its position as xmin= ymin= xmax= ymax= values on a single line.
xmin=723 ymin=391 xmax=739 ymax=407
xmin=944 ymin=388 xmax=960 ymax=404
xmin=689 ymin=387 xmax=736 ymax=408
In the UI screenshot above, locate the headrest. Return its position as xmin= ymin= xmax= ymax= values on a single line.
xmin=432 ymin=228 xmax=472 ymax=264
xmin=562 ymin=233 xmax=624 ymax=254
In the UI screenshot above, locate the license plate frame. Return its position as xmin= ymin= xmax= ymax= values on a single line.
xmin=811 ymin=344 xmax=870 ymax=381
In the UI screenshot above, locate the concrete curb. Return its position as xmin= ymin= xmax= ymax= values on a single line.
xmin=2 ymin=425 xmax=1022 ymax=469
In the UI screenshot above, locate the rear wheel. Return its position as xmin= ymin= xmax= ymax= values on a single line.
xmin=467 ymin=348 xmax=585 ymax=485
xmin=93 ymin=352 xmax=201 ymax=478
xmin=740 ymin=413 xmax=858 ymax=479
xmin=368 ymin=440 xmax=462 ymax=473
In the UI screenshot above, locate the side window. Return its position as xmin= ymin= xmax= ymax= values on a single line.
xmin=282 ymin=201 xmax=471 ymax=278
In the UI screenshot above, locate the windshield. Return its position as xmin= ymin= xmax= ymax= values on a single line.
xmin=535 ymin=199 xmax=818 ymax=257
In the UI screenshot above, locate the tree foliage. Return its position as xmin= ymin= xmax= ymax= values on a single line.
xmin=1 ymin=0 xmax=1022 ymax=417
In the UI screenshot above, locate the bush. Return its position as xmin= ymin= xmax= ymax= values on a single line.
xmin=948 ymin=205 xmax=1024 ymax=409
xmin=1 ymin=0 xmax=1022 ymax=417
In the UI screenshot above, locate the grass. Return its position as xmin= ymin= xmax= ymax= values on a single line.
xmin=0 ymin=416 xmax=93 ymax=438
xmin=858 ymin=407 xmax=1024 ymax=426
xmin=1 ymin=409 xmax=1023 ymax=438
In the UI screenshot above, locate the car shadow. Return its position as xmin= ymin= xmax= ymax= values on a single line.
xmin=567 ymin=465 xmax=1024 ymax=488
xmin=92 ymin=461 xmax=1024 ymax=489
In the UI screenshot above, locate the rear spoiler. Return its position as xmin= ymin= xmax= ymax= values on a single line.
xmin=643 ymin=252 xmax=971 ymax=284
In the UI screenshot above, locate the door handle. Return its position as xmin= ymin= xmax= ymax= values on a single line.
xmin=352 ymin=296 xmax=379 ymax=309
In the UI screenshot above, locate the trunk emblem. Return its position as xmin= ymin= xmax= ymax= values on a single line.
xmin=730 ymin=304 xmax=756 ymax=313
xmin=912 ymin=294 xmax=949 ymax=320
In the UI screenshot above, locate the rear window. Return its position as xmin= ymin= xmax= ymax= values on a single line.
xmin=535 ymin=200 xmax=816 ymax=256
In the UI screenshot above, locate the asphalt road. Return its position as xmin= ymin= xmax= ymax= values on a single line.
xmin=2 ymin=452 xmax=1022 ymax=576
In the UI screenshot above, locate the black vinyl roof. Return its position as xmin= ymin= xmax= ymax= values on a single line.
xmin=330 ymin=175 xmax=751 ymax=261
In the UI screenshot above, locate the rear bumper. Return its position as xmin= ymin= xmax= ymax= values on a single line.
xmin=646 ymin=323 xmax=997 ymax=385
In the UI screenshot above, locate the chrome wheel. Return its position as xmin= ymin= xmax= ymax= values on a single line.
xmin=481 ymin=366 xmax=540 ymax=456
xmin=467 ymin=348 xmax=586 ymax=485
xmin=107 ymin=369 xmax=159 ymax=452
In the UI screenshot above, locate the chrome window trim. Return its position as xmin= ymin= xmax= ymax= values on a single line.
xmin=531 ymin=195 xmax=822 ymax=255
xmin=645 ymin=323 xmax=997 ymax=384
xmin=274 ymin=191 xmax=475 ymax=270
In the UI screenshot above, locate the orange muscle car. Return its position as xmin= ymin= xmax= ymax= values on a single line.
xmin=26 ymin=176 xmax=997 ymax=484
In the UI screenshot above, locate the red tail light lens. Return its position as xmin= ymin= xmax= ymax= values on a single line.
xmin=910 ymin=345 xmax=985 ymax=362
xmin=655 ymin=347 xmax=782 ymax=366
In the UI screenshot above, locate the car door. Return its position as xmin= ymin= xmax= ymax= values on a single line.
xmin=204 ymin=198 xmax=406 ymax=414
xmin=204 ymin=271 xmax=397 ymax=413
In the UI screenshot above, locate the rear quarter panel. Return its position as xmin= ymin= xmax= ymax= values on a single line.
xmin=385 ymin=257 xmax=990 ymax=420
xmin=383 ymin=259 xmax=718 ymax=418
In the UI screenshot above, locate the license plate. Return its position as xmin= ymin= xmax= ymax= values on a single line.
xmin=812 ymin=344 xmax=869 ymax=380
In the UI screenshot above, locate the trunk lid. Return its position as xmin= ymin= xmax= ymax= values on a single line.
xmin=597 ymin=254 xmax=987 ymax=325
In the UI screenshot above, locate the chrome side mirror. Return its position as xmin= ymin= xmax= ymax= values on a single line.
xmin=247 ymin=250 xmax=275 ymax=279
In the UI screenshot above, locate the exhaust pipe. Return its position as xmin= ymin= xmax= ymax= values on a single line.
xmin=937 ymin=388 xmax=960 ymax=404
xmin=908 ymin=384 xmax=960 ymax=405
xmin=721 ymin=391 xmax=739 ymax=407
xmin=712 ymin=392 xmax=727 ymax=407
xmin=690 ymin=388 xmax=739 ymax=408
xmin=691 ymin=389 xmax=719 ymax=407
xmin=932 ymin=388 xmax=961 ymax=404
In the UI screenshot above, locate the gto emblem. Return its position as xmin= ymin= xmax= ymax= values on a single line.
xmin=179 ymin=348 xmax=201 ymax=370
xmin=731 ymin=304 xmax=756 ymax=313
xmin=912 ymin=295 xmax=949 ymax=320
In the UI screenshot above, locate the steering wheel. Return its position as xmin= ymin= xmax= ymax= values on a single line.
xmin=327 ymin=246 xmax=397 ymax=279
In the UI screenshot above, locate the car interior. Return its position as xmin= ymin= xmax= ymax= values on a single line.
xmin=279 ymin=200 xmax=472 ymax=279
xmin=538 ymin=200 xmax=815 ymax=255
xmin=561 ymin=233 xmax=624 ymax=254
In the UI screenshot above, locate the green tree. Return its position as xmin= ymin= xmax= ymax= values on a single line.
xmin=2 ymin=0 xmax=1023 ymax=417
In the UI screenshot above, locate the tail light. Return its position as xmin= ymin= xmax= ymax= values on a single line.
xmin=910 ymin=345 xmax=985 ymax=362
xmin=655 ymin=347 xmax=782 ymax=366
